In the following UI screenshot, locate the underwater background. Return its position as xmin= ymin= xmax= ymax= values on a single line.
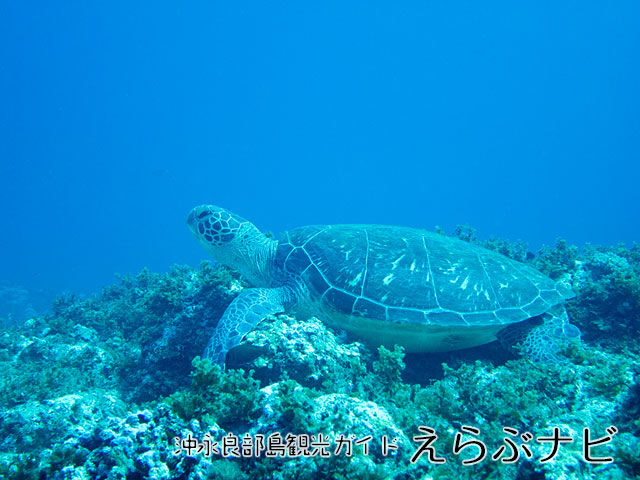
xmin=1 ymin=2 xmax=639 ymax=479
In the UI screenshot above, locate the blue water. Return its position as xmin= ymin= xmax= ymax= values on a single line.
xmin=1 ymin=2 xmax=639 ymax=302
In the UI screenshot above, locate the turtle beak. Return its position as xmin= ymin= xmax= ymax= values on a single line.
xmin=186 ymin=209 xmax=198 ymax=233
xmin=187 ymin=205 xmax=208 ymax=233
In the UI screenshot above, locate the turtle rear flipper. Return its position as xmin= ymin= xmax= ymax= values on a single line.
xmin=204 ymin=286 xmax=294 ymax=367
xmin=498 ymin=306 xmax=581 ymax=361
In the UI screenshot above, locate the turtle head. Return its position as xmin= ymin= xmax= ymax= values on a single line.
xmin=187 ymin=205 xmax=276 ymax=286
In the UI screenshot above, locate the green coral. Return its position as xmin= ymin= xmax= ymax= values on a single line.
xmin=0 ymin=453 xmax=40 ymax=480
xmin=372 ymin=345 xmax=406 ymax=386
xmin=451 ymin=224 xmax=479 ymax=244
xmin=271 ymin=376 xmax=320 ymax=433
xmin=206 ymin=459 xmax=249 ymax=480
xmin=1 ymin=231 xmax=640 ymax=480
xmin=571 ymin=245 xmax=640 ymax=342
xmin=533 ymin=238 xmax=580 ymax=279
xmin=165 ymin=357 xmax=264 ymax=431
xmin=40 ymin=262 xmax=240 ymax=402
xmin=0 ymin=321 xmax=117 ymax=407
xmin=449 ymin=224 xmax=529 ymax=262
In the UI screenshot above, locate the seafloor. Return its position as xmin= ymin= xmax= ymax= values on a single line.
xmin=1 ymin=230 xmax=639 ymax=479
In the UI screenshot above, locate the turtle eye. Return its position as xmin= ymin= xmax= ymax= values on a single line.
xmin=197 ymin=210 xmax=210 ymax=220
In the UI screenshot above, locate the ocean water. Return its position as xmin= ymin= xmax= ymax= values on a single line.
xmin=2 ymin=2 xmax=639 ymax=303
xmin=1 ymin=3 xmax=639 ymax=479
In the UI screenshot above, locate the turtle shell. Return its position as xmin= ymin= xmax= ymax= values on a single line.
xmin=275 ymin=225 xmax=573 ymax=327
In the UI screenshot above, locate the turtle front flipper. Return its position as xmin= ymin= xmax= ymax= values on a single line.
xmin=204 ymin=287 xmax=293 ymax=367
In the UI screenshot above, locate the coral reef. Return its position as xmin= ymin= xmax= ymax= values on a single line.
xmin=0 ymin=282 xmax=44 ymax=327
xmin=1 ymin=237 xmax=639 ymax=479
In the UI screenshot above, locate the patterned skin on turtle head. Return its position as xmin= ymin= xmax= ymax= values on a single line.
xmin=187 ymin=205 xmax=277 ymax=287
xmin=187 ymin=205 xmax=241 ymax=246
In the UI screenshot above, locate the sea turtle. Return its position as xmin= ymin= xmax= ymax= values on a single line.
xmin=187 ymin=205 xmax=580 ymax=366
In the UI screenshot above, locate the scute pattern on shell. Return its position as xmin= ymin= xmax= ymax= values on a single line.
xmin=275 ymin=225 xmax=572 ymax=327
